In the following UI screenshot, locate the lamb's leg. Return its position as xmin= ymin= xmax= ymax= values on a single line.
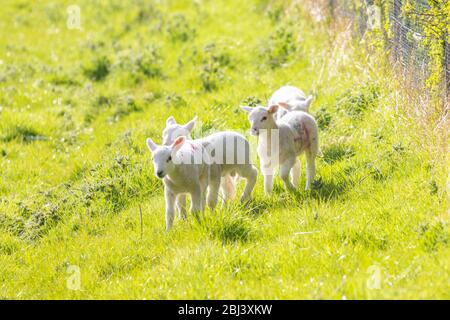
xmin=220 ymin=175 xmax=236 ymax=204
xmin=239 ymin=165 xmax=258 ymax=202
xmin=164 ymin=188 xmax=176 ymax=231
xmin=291 ymin=159 xmax=301 ymax=188
xmin=305 ymin=150 xmax=316 ymax=190
xmin=263 ymin=174 xmax=274 ymax=194
xmin=305 ymin=118 xmax=319 ymax=190
xmin=176 ymin=194 xmax=187 ymax=220
xmin=261 ymin=161 xmax=275 ymax=195
xmin=200 ymin=183 xmax=207 ymax=212
xmin=207 ymin=181 xmax=220 ymax=210
xmin=190 ymin=184 xmax=203 ymax=218
xmin=280 ymin=157 xmax=296 ymax=191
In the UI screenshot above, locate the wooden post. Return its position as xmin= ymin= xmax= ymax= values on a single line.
xmin=392 ymin=0 xmax=402 ymax=61
xmin=380 ymin=0 xmax=389 ymax=48
xmin=359 ymin=2 xmax=366 ymax=37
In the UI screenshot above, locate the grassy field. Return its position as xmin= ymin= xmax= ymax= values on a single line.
xmin=0 ymin=0 xmax=448 ymax=299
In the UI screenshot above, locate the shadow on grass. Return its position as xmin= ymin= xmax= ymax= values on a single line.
xmin=322 ymin=144 xmax=356 ymax=165
xmin=0 ymin=125 xmax=47 ymax=143
xmin=240 ymin=197 xmax=278 ymax=218
xmin=196 ymin=208 xmax=254 ymax=245
xmin=270 ymin=173 xmax=352 ymax=204
xmin=309 ymin=176 xmax=350 ymax=201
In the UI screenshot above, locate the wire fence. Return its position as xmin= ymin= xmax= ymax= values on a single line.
xmin=328 ymin=0 xmax=450 ymax=97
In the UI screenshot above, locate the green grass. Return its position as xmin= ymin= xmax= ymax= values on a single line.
xmin=0 ymin=0 xmax=448 ymax=299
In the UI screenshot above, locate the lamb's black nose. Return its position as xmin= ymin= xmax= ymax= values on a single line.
xmin=156 ymin=170 xmax=164 ymax=178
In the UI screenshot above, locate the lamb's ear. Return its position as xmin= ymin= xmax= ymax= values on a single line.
xmin=278 ymin=102 xmax=289 ymax=110
xmin=183 ymin=116 xmax=197 ymax=133
xmin=267 ymin=104 xmax=279 ymax=114
xmin=240 ymin=106 xmax=253 ymax=114
xmin=172 ymin=136 xmax=186 ymax=153
xmin=166 ymin=116 xmax=176 ymax=126
xmin=146 ymin=137 xmax=158 ymax=153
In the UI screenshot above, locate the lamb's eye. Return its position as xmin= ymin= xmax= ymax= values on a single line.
xmin=167 ymin=156 xmax=172 ymax=163
xmin=261 ymin=116 xmax=267 ymax=122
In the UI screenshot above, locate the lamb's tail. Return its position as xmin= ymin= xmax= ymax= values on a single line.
xmin=303 ymin=95 xmax=314 ymax=112
xmin=317 ymin=148 xmax=324 ymax=157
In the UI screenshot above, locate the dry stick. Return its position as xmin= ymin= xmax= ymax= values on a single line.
xmin=139 ymin=204 xmax=143 ymax=239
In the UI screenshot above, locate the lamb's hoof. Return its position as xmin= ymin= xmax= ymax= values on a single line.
xmin=286 ymin=185 xmax=297 ymax=193
xmin=240 ymin=197 xmax=251 ymax=204
xmin=311 ymin=177 xmax=323 ymax=189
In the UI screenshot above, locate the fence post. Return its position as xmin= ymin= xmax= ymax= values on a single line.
xmin=392 ymin=0 xmax=402 ymax=61
xmin=358 ymin=1 xmax=367 ymax=37
xmin=380 ymin=0 xmax=389 ymax=48
xmin=328 ymin=0 xmax=336 ymax=19
xmin=444 ymin=32 xmax=450 ymax=98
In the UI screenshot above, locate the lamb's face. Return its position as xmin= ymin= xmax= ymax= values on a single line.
xmin=241 ymin=105 xmax=278 ymax=136
xmin=146 ymin=136 xmax=186 ymax=179
xmin=162 ymin=116 xmax=196 ymax=145
xmin=151 ymin=146 xmax=175 ymax=179
xmin=162 ymin=124 xmax=186 ymax=145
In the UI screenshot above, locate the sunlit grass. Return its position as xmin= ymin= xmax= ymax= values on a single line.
xmin=0 ymin=0 xmax=448 ymax=299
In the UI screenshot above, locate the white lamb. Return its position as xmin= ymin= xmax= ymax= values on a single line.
xmin=240 ymin=104 xmax=319 ymax=193
xmin=146 ymin=135 xmax=221 ymax=231
xmin=163 ymin=116 xmax=258 ymax=205
xmin=268 ymin=85 xmax=314 ymax=120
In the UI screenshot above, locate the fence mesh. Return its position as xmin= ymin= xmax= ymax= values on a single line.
xmin=327 ymin=0 xmax=450 ymax=95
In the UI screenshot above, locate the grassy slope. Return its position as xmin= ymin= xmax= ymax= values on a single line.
xmin=0 ymin=0 xmax=448 ymax=299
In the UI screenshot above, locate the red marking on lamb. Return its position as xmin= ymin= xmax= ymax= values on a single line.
xmin=187 ymin=141 xmax=198 ymax=151
xmin=293 ymin=121 xmax=310 ymax=148
xmin=304 ymin=125 xmax=310 ymax=148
